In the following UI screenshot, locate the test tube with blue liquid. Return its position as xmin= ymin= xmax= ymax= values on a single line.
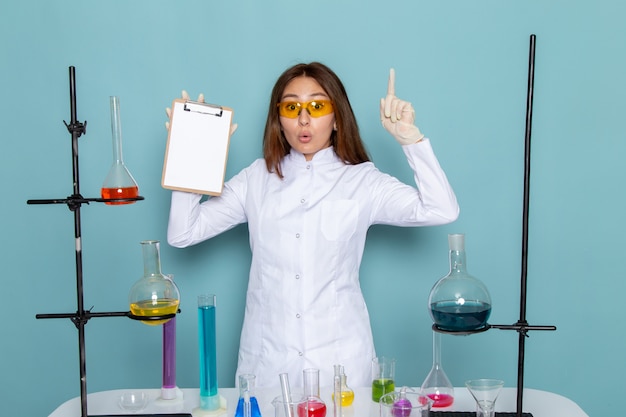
xmin=195 ymin=294 xmax=226 ymax=416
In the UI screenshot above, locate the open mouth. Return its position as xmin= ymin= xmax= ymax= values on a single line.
xmin=299 ymin=133 xmax=312 ymax=143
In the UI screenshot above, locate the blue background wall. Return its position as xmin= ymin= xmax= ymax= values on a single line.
xmin=2 ymin=1 xmax=623 ymax=415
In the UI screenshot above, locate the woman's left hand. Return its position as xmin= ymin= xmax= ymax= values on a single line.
xmin=380 ymin=68 xmax=425 ymax=145
xmin=165 ymin=90 xmax=238 ymax=135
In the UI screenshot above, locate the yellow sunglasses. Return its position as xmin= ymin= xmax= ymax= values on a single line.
xmin=277 ymin=100 xmax=334 ymax=118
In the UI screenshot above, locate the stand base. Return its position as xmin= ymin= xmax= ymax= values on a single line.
xmin=192 ymin=395 xmax=227 ymax=417
xmin=155 ymin=387 xmax=184 ymax=405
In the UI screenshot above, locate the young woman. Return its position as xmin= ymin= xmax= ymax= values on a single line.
xmin=167 ymin=62 xmax=459 ymax=388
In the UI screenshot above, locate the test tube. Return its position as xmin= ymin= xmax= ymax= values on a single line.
xmin=161 ymin=274 xmax=177 ymax=400
xmin=333 ymin=365 xmax=342 ymax=417
xmin=161 ymin=315 xmax=177 ymax=398
xmin=198 ymin=294 xmax=219 ymax=410
xmin=279 ymin=373 xmax=294 ymax=417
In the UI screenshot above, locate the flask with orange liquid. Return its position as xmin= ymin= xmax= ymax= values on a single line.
xmin=101 ymin=96 xmax=139 ymax=204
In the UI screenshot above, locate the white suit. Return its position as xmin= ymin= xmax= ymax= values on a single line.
xmin=167 ymin=140 xmax=458 ymax=389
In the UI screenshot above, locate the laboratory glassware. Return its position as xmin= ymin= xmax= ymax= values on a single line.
xmin=299 ymin=368 xmax=326 ymax=417
xmin=118 ymin=391 xmax=148 ymax=412
xmin=158 ymin=274 xmax=181 ymax=401
xmin=331 ymin=365 xmax=354 ymax=407
xmin=333 ymin=365 xmax=341 ymax=417
xmin=128 ymin=240 xmax=180 ymax=325
xmin=195 ymin=294 xmax=227 ymax=414
xmin=278 ymin=373 xmax=297 ymax=417
xmin=429 ymin=234 xmax=492 ymax=332
xmin=465 ymin=379 xmax=504 ymax=417
xmin=235 ymin=374 xmax=262 ymax=417
xmin=372 ymin=356 xmax=395 ymax=402
xmin=273 ymin=395 xmax=308 ymax=417
xmin=101 ymin=95 xmax=139 ymax=204
xmin=420 ymin=331 xmax=454 ymax=407
xmin=379 ymin=388 xmax=432 ymax=417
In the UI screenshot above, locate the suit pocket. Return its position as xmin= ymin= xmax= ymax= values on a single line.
xmin=320 ymin=199 xmax=358 ymax=241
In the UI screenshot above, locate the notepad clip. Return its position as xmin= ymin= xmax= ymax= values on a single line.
xmin=184 ymin=101 xmax=223 ymax=117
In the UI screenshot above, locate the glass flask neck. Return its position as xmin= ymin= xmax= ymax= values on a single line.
xmin=142 ymin=240 xmax=163 ymax=276
xmin=303 ymin=368 xmax=321 ymax=398
xmin=449 ymin=249 xmax=468 ymax=274
xmin=110 ymin=96 xmax=125 ymax=163
xmin=239 ymin=374 xmax=256 ymax=397
xmin=432 ymin=331 xmax=444 ymax=367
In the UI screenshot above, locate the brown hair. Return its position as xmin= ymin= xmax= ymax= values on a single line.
xmin=262 ymin=62 xmax=370 ymax=178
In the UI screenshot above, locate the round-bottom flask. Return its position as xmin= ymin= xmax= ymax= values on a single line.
xmin=128 ymin=240 xmax=180 ymax=325
xmin=420 ymin=331 xmax=454 ymax=407
xmin=429 ymin=234 xmax=492 ymax=332
xmin=331 ymin=365 xmax=354 ymax=407
xmin=298 ymin=368 xmax=327 ymax=417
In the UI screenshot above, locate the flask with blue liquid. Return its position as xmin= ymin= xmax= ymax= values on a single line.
xmin=235 ymin=374 xmax=262 ymax=417
xmin=429 ymin=234 xmax=492 ymax=332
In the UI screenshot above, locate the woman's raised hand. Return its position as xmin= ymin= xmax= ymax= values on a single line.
xmin=165 ymin=90 xmax=237 ymax=135
xmin=380 ymin=69 xmax=424 ymax=145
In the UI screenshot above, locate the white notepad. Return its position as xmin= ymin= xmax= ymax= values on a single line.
xmin=162 ymin=99 xmax=234 ymax=195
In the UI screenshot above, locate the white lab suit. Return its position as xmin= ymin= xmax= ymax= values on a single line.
xmin=168 ymin=140 xmax=458 ymax=389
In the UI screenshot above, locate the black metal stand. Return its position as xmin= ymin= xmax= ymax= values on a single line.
xmin=27 ymin=66 xmax=177 ymax=417
xmin=432 ymin=35 xmax=556 ymax=417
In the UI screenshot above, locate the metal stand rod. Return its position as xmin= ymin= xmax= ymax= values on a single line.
xmin=515 ymin=33 xmax=536 ymax=417
xmin=433 ymin=35 xmax=556 ymax=417
xmin=28 ymin=66 xmax=148 ymax=417
xmin=65 ymin=66 xmax=90 ymax=417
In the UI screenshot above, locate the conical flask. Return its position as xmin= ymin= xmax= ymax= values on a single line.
xmin=428 ymin=234 xmax=492 ymax=332
xmin=101 ymin=96 xmax=139 ymax=205
xmin=420 ymin=331 xmax=454 ymax=407
xmin=128 ymin=240 xmax=180 ymax=325
xmin=235 ymin=374 xmax=262 ymax=417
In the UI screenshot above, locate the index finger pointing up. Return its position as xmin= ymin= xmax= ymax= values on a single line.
xmin=387 ymin=68 xmax=396 ymax=97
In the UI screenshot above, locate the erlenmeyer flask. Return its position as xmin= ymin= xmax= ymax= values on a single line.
xmin=420 ymin=331 xmax=454 ymax=407
xmin=235 ymin=374 xmax=262 ymax=417
xmin=101 ymin=96 xmax=139 ymax=205
xmin=128 ymin=240 xmax=180 ymax=325
xmin=428 ymin=234 xmax=492 ymax=332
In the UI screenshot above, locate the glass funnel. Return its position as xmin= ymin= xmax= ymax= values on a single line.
xmin=428 ymin=234 xmax=492 ymax=332
xmin=128 ymin=240 xmax=180 ymax=325
xmin=101 ymin=96 xmax=139 ymax=204
xmin=465 ymin=379 xmax=504 ymax=417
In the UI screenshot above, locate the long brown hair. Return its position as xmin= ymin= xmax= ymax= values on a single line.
xmin=262 ymin=62 xmax=370 ymax=178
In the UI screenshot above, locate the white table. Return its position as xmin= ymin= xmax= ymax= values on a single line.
xmin=49 ymin=386 xmax=588 ymax=417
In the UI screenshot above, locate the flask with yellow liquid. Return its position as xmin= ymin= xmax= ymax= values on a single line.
xmin=129 ymin=240 xmax=180 ymax=325
xmin=331 ymin=365 xmax=354 ymax=407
